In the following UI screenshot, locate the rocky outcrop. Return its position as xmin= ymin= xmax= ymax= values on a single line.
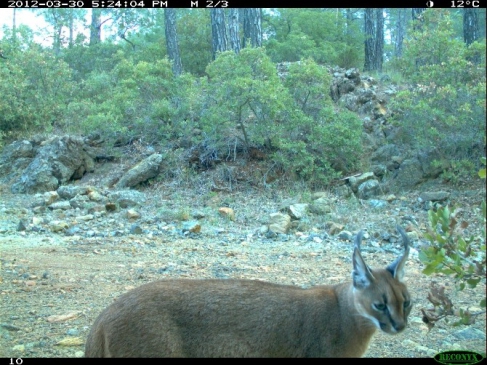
xmin=6 ymin=136 xmax=95 ymax=194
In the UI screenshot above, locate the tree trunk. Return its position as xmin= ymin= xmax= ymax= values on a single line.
xmin=228 ymin=8 xmax=241 ymax=54
xmin=463 ymin=8 xmax=479 ymax=45
xmin=90 ymin=9 xmax=102 ymax=46
xmin=345 ymin=8 xmax=353 ymax=39
xmin=242 ymin=8 xmax=262 ymax=48
xmin=12 ymin=8 xmax=17 ymax=45
xmin=363 ymin=9 xmax=375 ymax=72
xmin=393 ymin=9 xmax=406 ymax=58
xmin=463 ymin=8 xmax=480 ymax=64
xmin=164 ymin=9 xmax=183 ymax=76
xmin=374 ymin=8 xmax=384 ymax=72
xmin=412 ymin=8 xmax=424 ymax=31
xmin=68 ymin=12 xmax=74 ymax=48
xmin=52 ymin=11 xmax=62 ymax=57
xmin=210 ymin=9 xmax=228 ymax=59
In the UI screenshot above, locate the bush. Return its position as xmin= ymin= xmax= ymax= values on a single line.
xmin=265 ymin=9 xmax=363 ymax=68
xmin=202 ymin=48 xmax=362 ymax=186
xmin=392 ymin=9 xmax=486 ymax=177
xmin=0 ymin=44 xmax=74 ymax=137
xmin=64 ymin=54 xmax=198 ymax=143
xmin=420 ymin=159 xmax=486 ymax=327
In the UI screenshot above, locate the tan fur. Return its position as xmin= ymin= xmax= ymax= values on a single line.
xmin=85 ymin=226 xmax=412 ymax=358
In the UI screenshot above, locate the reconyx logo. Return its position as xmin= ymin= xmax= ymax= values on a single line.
xmin=434 ymin=351 xmax=484 ymax=365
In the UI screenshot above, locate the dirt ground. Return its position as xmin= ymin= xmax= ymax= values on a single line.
xmin=1 ymin=181 xmax=486 ymax=358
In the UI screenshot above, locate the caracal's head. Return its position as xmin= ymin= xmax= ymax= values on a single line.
xmin=352 ymin=226 xmax=412 ymax=334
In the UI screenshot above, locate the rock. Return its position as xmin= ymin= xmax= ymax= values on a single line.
xmin=105 ymin=202 xmax=117 ymax=212
xmin=338 ymin=230 xmax=353 ymax=240
xmin=357 ymin=179 xmax=380 ymax=199
xmin=333 ymin=185 xmax=353 ymax=198
xmin=385 ymin=194 xmax=397 ymax=202
xmin=0 ymin=140 xmax=35 ymax=184
xmin=115 ymin=153 xmax=164 ymax=188
xmin=452 ymin=328 xmax=486 ymax=340
xmin=218 ymin=207 xmax=235 ymax=221
xmin=357 ymin=88 xmax=376 ymax=104
xmin=48 ymin=201 xmax=72 ymax=210
xmin=32 ymin=217 xmax=43 ymax=225
xmin=126 ymin=209 xmax=141 ymax=220
xmin=309 ymin=197 xmax=332 ymax=215
xmin=345 ymin=68 xmax=361 ymax=82
xmin=66 ymin=328 xmax=80 ymax=336
xmin=12 ymin=344 xmax=25 ymax=353
xmin=371 ymin=144 xmax=400 ymax=165
xmin=10 ymin=136 xmax=95 ymax=194
xmin=108 ymin=190 xmax=146 ymax=208
xmin=419 ymin=191 xmax=449 ymax=202
xmin=0 ymin=323 xmax=21 ymax=331
xmin=268 ymin=213 xmax=291 ymax=234
xmin=416 ymin=148 xmax=445 ymax=179
xmin=326 ymin=222 xmax=344 ymax=235
xmin=288 ymin=204 xmax=309 ymax=219
xmin=371 ymin=164 xmax=387 ymax=178
xmin=57 ymin=185 xmax=89 ymax=200
xmin=88 ymin=191 xmax=104 ymax=202
xmin=388 ymin=158 xmax=424 ymax=191
xmin=415 ymin=345 xmax=437 ymax=357
xmin=43 ymin=191 xmax=59 ymax=205
xmin=349 ymin=172 xmax=375 ymax=193
xmin=367 ymin=199 xmax=387 ymax=208
xmin=182 ymin=221 xmax=201 ymax=233
xmin=69 ymin=194 xmax=89 ymax=209
xmin=258 ymin=225 xmax=268 ymax=235
xmin=49 ymin=220 xmax=69 ymax=232
xmin=17 ymin=220 xmax=27 ymax=231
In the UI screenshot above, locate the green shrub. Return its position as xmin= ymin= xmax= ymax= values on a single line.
xmin=0 ymin=44 xmax=74 ymax=137
xmin=265 ymin=9 xmax=363 ymax=68
xmin=420 ymin=157 xmax=486 ymax=327
xmin=202 ymin=49 xmax=362 ymax=187
xmin=392 ymin=9 xmax=486 ymax=175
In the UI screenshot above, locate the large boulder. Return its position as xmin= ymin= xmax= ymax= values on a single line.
xmin=10 ymin=136 xmax=95 ymax=194
xmin=114 ymin=153 xmax=164 ymax=189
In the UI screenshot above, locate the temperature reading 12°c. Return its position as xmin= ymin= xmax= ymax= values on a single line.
xmin=451 ymin=0 xmax=480 ymax=6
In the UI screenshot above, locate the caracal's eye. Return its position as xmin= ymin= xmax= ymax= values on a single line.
xmin=404 ymin=300 xmax=411 ymax=308
xmin=373 ymin=303 xmax=387 ymax=311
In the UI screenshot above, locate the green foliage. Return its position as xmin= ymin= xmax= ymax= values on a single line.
xmin=63 ymin=42 xmax=126 ymax=81
xmin=479 ymin=157 xmax=486 ymax=179
xmin=65 ymin=53 xmax=197 ymax=142
xmin=177 ymin=9 xmax=212 ymax=76
xmin=203 ymin=49 xmax=362 ymax=186
xmin=265 ymin=9 xmax=363 ymax=68
xmin=432 ymin=158 xmax=477 ymax=185
xmin=392 ymin=9 xmax=486 ymax=170
xmin=284 ymin=58 xmax=332 ymax=118
xmin=204 ymin=48 xmax=288 ymax=148
xmin=419 ymin=203 xmax=486 ymax=326
xmin=0 ymin=11 xmax=364 ymax=188
xmin=0 ymin=43 xmax=74 ymax=137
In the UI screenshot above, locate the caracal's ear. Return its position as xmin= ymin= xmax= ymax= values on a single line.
xmin=386 ymin=226 xmax=410 ymax=282
xmin=352 ymin=230 xmax=375 ymax=289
